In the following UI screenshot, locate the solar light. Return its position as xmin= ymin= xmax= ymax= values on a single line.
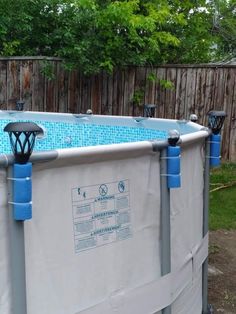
xmin=168 ymin=129 xmax=180 ymax=146
xmin=190 ymin=114 xmax=198 ymax=123
xmin=16 ymin=100 xmax=25 ymax=111
xmin=4 ymin=122 xmax=43 ymax=164
xmin=207 ymin=110 xmax=226 ymax=134
xmin=144 ymin=104 xmax=156 ymax=118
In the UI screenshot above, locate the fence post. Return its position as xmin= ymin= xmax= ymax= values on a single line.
xmin=4 ymin=122 xmax=43 ymax=314
xmin=202 ymin=111 xmax=226 ymax=313
xmin=160 ymin=129 xmax=181 ymax=314
xmin=160 ymin=147 xmax=171 ymax=314
xmin=202 ymin=137 xmax=210 ymax=314
xmin=7 ymin=165 xmax=28 ymax=314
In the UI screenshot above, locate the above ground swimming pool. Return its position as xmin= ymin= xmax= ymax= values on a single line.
xmin=0 ymin=111 xmax=211 ymax=314
xmin=0 ymin=111 xmax=198 ymax=153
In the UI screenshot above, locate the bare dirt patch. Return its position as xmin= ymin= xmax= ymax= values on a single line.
xmin=208 ymin=230 xmax=236 ymax=314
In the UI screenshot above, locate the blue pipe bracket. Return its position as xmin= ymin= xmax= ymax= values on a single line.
xmin=209 ymin=134 xmax=221 ymax=167
xmin=12 ymin=163 xmax=32 ymax=220
xmin=167 ymin=146 xmax=181 ymax=188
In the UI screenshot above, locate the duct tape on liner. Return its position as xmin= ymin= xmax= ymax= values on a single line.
xmin=172 ymin=233 xmax=208 ymax=302
xmin=192 ymin=233 xmax=209 ymax=274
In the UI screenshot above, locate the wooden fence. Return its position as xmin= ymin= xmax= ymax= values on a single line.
xmin=0 ymin=57 xmax=235 ymax=161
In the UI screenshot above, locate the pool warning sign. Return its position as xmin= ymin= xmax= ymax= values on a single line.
xmin=71 ymin=179 xmax=132 ymax=254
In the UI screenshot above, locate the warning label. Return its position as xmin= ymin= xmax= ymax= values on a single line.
xmin=71 ymin=180 xmax=132 ymax=253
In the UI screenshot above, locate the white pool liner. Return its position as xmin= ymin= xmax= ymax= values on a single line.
xmin=0 ymin=127 xmax=208 ymax=314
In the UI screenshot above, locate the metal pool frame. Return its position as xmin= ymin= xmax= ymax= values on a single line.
xmin=0 ymin=122 xmax=212 ymax=314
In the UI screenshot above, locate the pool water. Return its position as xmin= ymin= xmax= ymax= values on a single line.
xmin=0 ymin=119 xmax=168 ymax=154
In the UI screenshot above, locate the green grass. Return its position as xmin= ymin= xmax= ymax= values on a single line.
xmin=209 ymin=163 xmax=236 ymax=230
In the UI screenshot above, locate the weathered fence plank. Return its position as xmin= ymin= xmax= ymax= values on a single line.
xmin=144 ymin=67 xmax=156 ymax=108
xmin=24 ymin=61 xmax=34 ymax=111
xmin=57 ymin=63 xmax=68 ymax=113
xmin=133 ymin=67 xmax=146 ymax=116
xmin=230 ymin=99 xmax=236 ymax=162
xmin=117 ymin=69 xmax=125 ymax=116
xmin=107 ymin=74 xmax=113 ymax=115
xmin=127 ymin=67 xmax=135 ymax=116
xmin=0 ymin=57 xmax=235 ymax=160
xmin=174 ymin=68 xmax=187 ymax=119
xmin=91 ymin=74 xmax=101 ymax=114
xmin=32 ymin=60 xmax=44 ymax=112
xmin=165 ymin=67 xmax=177 ymax=119
xmin=67 ymin=70 xmax=78 ymax=113
xmin=0 ymin=61 xmax=7 ymax=109
xmin=8 ymin=60 xmax=21 ymax=108
xmin=194 ymin=68 xmax=205 ymax=120
xmin=222 ymin=68 xmax=235 ymax=160
xmin=155 ymin=67 xmax=166 ymax=118
xmin=111 ymin=70 xmax=119 ymax=116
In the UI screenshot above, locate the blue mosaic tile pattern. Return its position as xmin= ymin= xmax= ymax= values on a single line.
xmin=0 ymin=119 xmax=168 ymax=154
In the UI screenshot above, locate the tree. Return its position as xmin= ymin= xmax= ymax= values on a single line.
xmin=164 ymin=1 xmax=217 ymax=63
xmin=58 ymin=0 xmax=183 ymax=73
xmin=0 ymin=0 xmax=228 ymax=73
xmin=210 ymin=0 xmax=236 ymax=60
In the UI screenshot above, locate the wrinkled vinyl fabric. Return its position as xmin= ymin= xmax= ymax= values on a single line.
xmin=0 ymin=140 xmax=207 ymax=314
xmin=0 ymin=169 xmax=12 ymax=314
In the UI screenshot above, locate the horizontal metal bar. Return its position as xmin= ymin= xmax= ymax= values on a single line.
xmin=55 ymin=141 xmax=154 ymax=162
xmin=0 ymin=151 xmax=58 ymax=167
xmin=29 ymin=151 xmax=58 ymax=163
xmin=179 ymin=130 xmax=210 ymax=147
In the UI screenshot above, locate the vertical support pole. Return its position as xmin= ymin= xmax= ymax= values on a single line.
xmin=160 ymin=148 xmax=171 ymax=314
xmin=202 ymin=137 xmax=210 ymax=314
xmin=7 ymin=166 xmax=27 ymax=314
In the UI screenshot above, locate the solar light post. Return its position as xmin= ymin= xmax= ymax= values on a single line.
xmin=207 ymin=110 xmax=226 ymax=135
xmin=4 ymin=122 xmax=43 ymax=164
xmin=207 ymin=111 xmax=226 ymax=167
xmin=144 ymin=104 xmax=157 ymax=118
xmin=4 ymin=122 xmax=43 ymax=314
xmin=202 ymin=111 xmax=226 ymax=314
xmin=16 ymin=100 xmax=25 ymax=111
